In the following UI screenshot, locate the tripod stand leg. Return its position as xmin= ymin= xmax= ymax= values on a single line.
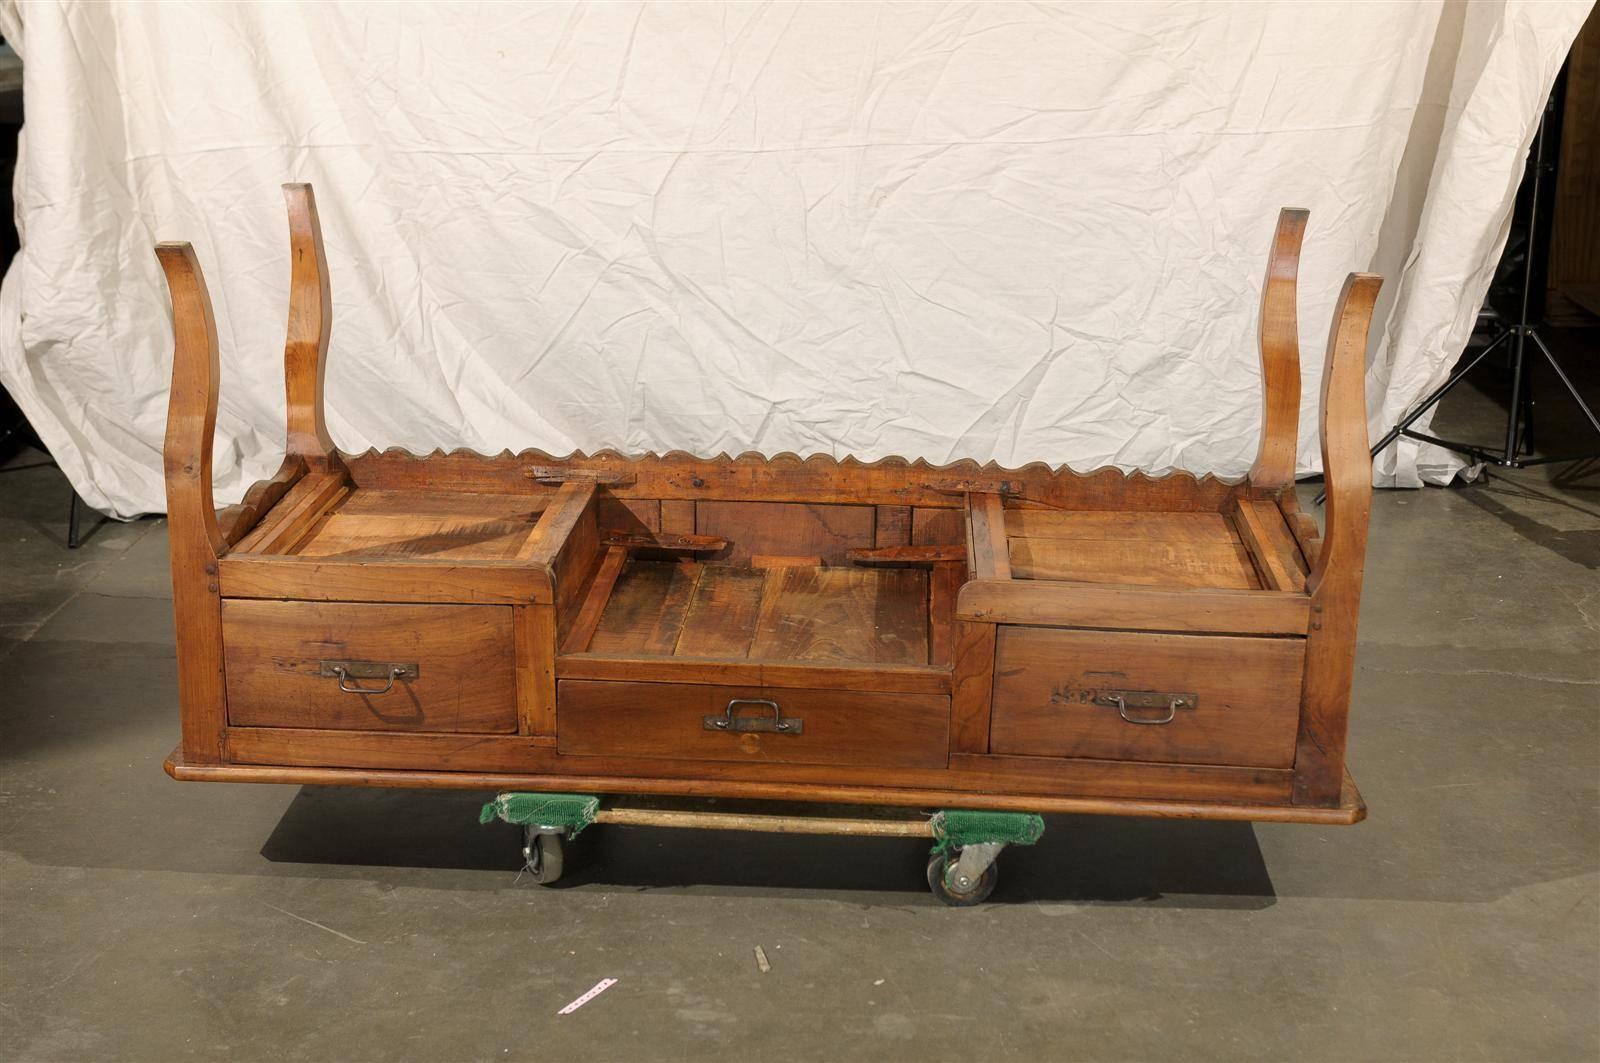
xmin=1504 ymin=328 xmax=1530 ymax=464
xmin=1530 ymin=329 xmax=1600 ymax=438
xmin=1313 ymin=333 xmax=1507 ymax=504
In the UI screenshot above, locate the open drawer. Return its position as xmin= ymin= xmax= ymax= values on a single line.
xmin=222 ymin=599 xmax=517 ymax=732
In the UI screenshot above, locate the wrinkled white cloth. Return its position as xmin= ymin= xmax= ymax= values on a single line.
xmin=0 ymin=1 xmax=1589 ymax=517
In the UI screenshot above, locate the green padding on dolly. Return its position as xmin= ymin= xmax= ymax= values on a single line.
xmin=479 ymin=792 xmax=600 ymax=836
xmin=930 ymin=810 xmax=1045 ymax=854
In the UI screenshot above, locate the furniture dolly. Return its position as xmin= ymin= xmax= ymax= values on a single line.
xmin=159 ymin=184 xmax=1378 ymax=904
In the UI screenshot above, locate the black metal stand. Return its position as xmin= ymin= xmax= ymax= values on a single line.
xmin=67 ymin=488 xmax=82 ymax=549
xmin=1323 ymin=82 xmax=1600 ymax=503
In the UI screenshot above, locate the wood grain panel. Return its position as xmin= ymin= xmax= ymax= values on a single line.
xmin=557 ymin=680 xmax=949 ymax=769
xmin=176 ymin=747 xmax=1363 ymax=824
xmin=912 ymin=506 xmax=966 ymax=546
xmin=696 ymin=500 xmax=875 ymax=564
xmin=990 ymin=626 xmax=1304 ymax=767
xmin=222 ymin=600 xmax=516 ymax=732
xmin=1006 ymin=509 xmax=1235 ymax=543
xmin=956 ymin=578 xmax=1311 ymax=636
xmin=213 ymin=728 xmax=1296 ymax=808
xmin=586 ymin=559 xmax=701 ymax=656
xmin=747 ymin=567 xmax=928 ymax=665
xmin=1232 ymin=498 xmax=1308 ymax=592
xmin=675 ymin=565 xmax=767 ymax=657
xmin=1009 ymin=537 xmax=1259 ymax=589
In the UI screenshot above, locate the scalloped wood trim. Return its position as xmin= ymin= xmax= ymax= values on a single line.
xmin=340 ymin=447 xmax=1245 ymax=512
xmin=217 ymin=455 xmax=307 ymax=547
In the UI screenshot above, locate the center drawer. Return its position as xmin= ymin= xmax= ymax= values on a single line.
xmin=557 ymin=680 xmax=950 ymax=768
xmin=989 ymin=626 xmax=1304 ymax=767
xmin=222 ymin=599 xmax=517 ymax=733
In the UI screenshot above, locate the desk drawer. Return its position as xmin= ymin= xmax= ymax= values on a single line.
xmin=990 ymin=627 xmax=1303 ymax=767
xmin=557 ymin=680 xmax=949 ymax=768
xmin=222 ymin=600 xmax=517 ymax=732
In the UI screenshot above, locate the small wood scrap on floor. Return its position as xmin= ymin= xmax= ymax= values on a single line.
xmin=754 ymin=945 xmax=771 ymax=973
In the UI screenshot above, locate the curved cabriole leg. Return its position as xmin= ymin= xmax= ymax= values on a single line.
xmin=158 ymin=243 xmax=228 ymax=764
xmin=1249 ymin=207 xmax=1309 ymax=491
xmin=1293 ymin=272 xmax=1382 ymax=806
xmin=282 ymin=182 xmax=338 ymax=469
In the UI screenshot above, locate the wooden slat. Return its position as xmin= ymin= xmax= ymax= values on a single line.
xmin=1232 ymin=498 xmax=1307 ymax=592
xmin=513 ymin=604 xmax=557 ymax=735
xmin=173 ymin=748 xmax=1365 ymax=825
xmin=966 ymin=492 xmax=1010 ymax=580
xmin=928 ymin=560 xmax=964 ymax=668
xmin=603 ymin=560 xmax=703 ymax=656
xmin=216 ymin=729 xmax=1294 ymax=808
xmin=217 ymin=456 xmax=306 ymax=547
xmin=751 ymin=554 xmax=823 ymax=568
xmin=949 ymin=620 xmax=997 ymax=754
xmin=601 ymin=531 xmax=727 ymax=553
xmin=519 ymin=481 xmax=597 ymax=564
xmin=525 ymin=466 xmax=635 ymax=485
xmin=335 ymin=490 xmax=545 ymax=522
xmin=560 ymin=545 xmax=629 ymax=654
xmin=956 ymin=578 xmax=1311 ymax=636
xmin=1009 ymin=537 xmax=1259 ymax=589
xmin=233 ymin=472 xmax=348 ymax=555
xmin=343 ymin=449 xmax=1241 ymax=511
xmin=218 ymin=554 xmax=552 ymax=604
xmin=847 ymin=544 xmax=967 ymax=564
xmin=747 ymin=567 xmax=929 ymax=665
xmin=1005 ymin=509 xmax=1235 ymax=543
xmin=675 ymin=566 xmax=767 ymax=658
xmin=1277 ymin=491 xmax=1322 ymax=570
xmin=556 ymin=654 xmax=952 ymax=694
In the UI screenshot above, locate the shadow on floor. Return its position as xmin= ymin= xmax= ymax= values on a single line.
xmin=258 ymin=786 xmax=1278 ymax=909
xmin=1457 ymin=472 xmax=1600 ymax=569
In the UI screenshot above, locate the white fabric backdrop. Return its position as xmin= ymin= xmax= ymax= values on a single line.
xmin=0 ymin=1 xmax=1590 ymax=518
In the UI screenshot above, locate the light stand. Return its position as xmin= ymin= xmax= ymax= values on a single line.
xmin=1320 ymin=76 xmax=1600 ymax=503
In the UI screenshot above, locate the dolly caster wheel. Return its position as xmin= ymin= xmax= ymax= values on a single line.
xmin=522 ymin=826 xmax=566 ymax=885
xmin=926 ymin=847 xmax=998 ymax=907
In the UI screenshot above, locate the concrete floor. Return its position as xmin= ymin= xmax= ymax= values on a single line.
xmin=2 ymin=355 xmax=1597 ymax=1061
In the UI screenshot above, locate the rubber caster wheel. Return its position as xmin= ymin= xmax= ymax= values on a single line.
xmin=522 ymin=827 xmax=566 ymax=885
xmin=927 ymin=849 xmax=997 ymax=907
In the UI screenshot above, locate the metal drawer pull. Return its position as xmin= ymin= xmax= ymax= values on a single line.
xmin=704 ymin=698 xmax=804 ymax=735
xmin=319 ymin=660 xmax=419 ymax=695
xmin=1092 ymin=689 xmax=1198 ymax=726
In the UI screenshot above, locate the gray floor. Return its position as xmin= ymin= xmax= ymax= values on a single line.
xmin=2 ymin=366 xmax=1597 ymax=1061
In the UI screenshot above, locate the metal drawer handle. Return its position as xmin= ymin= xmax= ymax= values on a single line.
xmin=703 ymin=698 xmax=804 ymax=735
xmin=1092 ymin=689 xmax=1198 ymax=726
xmin=319 ymin=660 xmax=419 ymax=696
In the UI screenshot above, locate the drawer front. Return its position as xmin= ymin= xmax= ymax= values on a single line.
xmin=990 ymin=627 xmax=1303 ymax=767
xmin=222 ymin=600 xmax=517 ymax=732
xmin=557 ymin=681 xmax=949 ymax=768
